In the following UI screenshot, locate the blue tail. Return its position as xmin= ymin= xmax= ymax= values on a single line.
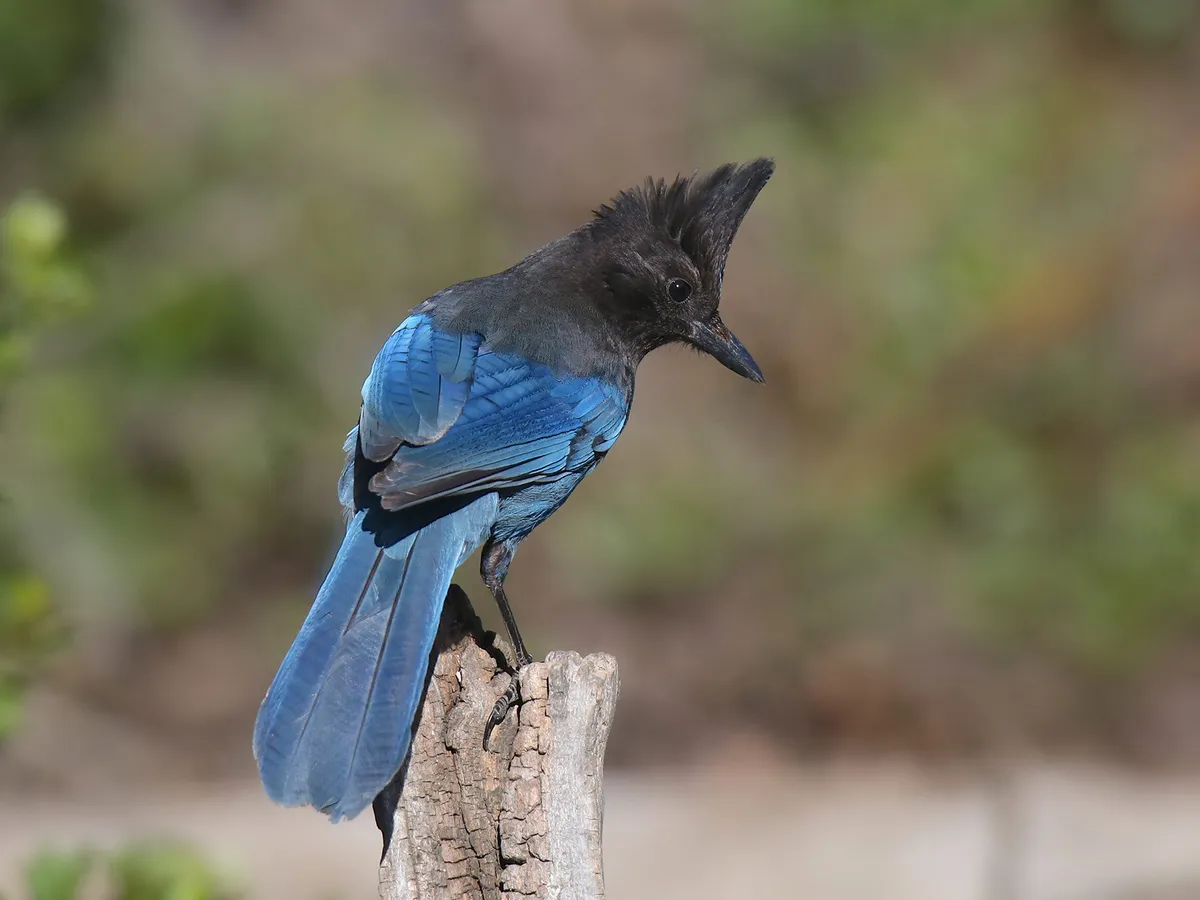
xmin=253 ymin=495 xmax=498 ymax=821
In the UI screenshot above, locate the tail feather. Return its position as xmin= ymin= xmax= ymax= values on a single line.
xmin=254 ymin=495 xmax=497 ymax=821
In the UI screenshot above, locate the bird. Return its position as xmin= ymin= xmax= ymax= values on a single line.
xmin=252 ymin=158 xmax=773 ymax=824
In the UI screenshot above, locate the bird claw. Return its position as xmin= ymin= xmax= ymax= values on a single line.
xmin=483 ymin=676 xmax=522 ymax=749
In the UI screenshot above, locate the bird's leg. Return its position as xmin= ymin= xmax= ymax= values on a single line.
xmin=481 ymin=538 xmax=531 ymax=747
xmin=481 ymin=538 xmax=531 ymax=665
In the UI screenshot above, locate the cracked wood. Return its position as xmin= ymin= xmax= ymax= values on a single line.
xmin=378 ymin=586 xmax=619 ymax=900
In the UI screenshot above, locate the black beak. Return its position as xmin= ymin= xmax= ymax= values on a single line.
xmin=689 ymin=315 xmax=764 ymax=384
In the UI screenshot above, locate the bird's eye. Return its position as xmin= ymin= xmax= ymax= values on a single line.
xmin=667 ymin=278 xmax=692 ymax=303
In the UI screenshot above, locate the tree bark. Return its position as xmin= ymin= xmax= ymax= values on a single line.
xmin=377 ymin=586 xmax=619 ymax=900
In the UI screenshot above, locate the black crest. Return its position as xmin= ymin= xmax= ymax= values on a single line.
xmin=592 ymin=158 xmax=775 ymax=291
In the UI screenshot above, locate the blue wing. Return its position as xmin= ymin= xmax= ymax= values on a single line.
xmin=358 ymin=316 xmax=482 ymax=461
xmin=359 ymin=314 xmax=630 ymax=515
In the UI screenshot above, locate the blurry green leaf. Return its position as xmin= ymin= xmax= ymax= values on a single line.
xmin=110 ymin=843 xmax=238 ymax=900
xmin=17 ymin=843 xmax=238 ymax=900
xmin=1099 ymin=0 xmax=1198 ymax=45
xmin=1 ymin=194 xmax=90 ymax=345
xmin=0 ymin=574 xmax=59 ymax=642
xmin=3 ymin=196 xmax=66 ymax=262
xmin=0 ymin=680 xmax=22 ymax=736
xmin=0 ymin=0 xmax=119 ymax=122
xmin=108 ymin=276 xmax=291 ymax=382
xmin=0 ymin=333 xmax=31 ymax=378
xmin=0 ymin=574 xmax=67 ymax=736
xmin=26 ymin=849 xmax=93 ymax=900
xmin=6 ymin=573 xmax=51 ymax=623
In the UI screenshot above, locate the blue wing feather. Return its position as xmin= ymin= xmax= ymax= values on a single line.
xmin=358 ymin=317 xmax=481 ymax=460
xmin=367 ymin=346 xmax=627 ymax=511
xmin=405 ymin=320 xmax=444 ymax=433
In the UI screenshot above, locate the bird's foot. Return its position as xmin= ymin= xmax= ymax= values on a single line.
xmin=483 ymin=674 xmax=523 ymax=749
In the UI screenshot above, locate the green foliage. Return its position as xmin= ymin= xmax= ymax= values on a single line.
xmin=722 ymin=0 xmax=1037 ymax=51
xmin=25 ymin=849 xmax=91 ymax=900
xmin=19 ymin=844 xmax=239 ymax=900
xmin=0 ymin=194 xmax=80 ymax=736
xmin=0 ymin=574 xmax=65 ymax=736
xmin=1 ymin=195 xmax=90 ymax=381
xmin=0 ymin=0 xmax=118 ymax=122
xmin=109 ymin=843 xmax=238 ymax=900
xmin=674 ymin=0 xmax=1200 ymax=678
xmin=1095 ymin=0 xmax=1200 ymax=46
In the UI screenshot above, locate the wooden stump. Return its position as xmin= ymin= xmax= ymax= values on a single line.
xmin=377 ymin=586 xmax=619 ymax=900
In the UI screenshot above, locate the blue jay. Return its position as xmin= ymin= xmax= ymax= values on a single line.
xmin=253 ymin=159 xmax=773 ymax=822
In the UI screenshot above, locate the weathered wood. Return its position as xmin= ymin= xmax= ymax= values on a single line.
xmin=378 ymin=586 xmax=619 ymax=900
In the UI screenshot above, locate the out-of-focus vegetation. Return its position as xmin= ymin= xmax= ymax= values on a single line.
xmin=693 ymin=0 xmax=1200 ymax=672
xmin=2 ymin=0 xmax=1199 ymax=760
xmin=9 ymin=843 xmax=238 ymax=900
xmin=1 ymin=195 xmax=83 ymax=736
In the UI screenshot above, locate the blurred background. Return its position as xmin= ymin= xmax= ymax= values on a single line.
xmin=3 ymin=0 xmax=1200 ymax=898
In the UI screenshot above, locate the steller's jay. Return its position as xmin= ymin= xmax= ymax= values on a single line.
xmin=253 ymin=159 xmax=773 ymax=823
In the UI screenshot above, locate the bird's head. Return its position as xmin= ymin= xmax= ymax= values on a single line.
xmin=586 ymin=158 xmax=773 ymax=383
